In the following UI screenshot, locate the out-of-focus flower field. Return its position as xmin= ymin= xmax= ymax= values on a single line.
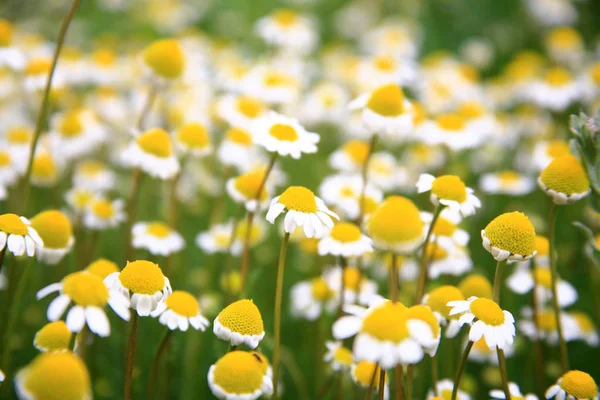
xmin=1 ymin=0 xmax=600 ymax=399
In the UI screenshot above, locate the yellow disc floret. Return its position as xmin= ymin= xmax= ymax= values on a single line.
xmin=361 ymin=302 xmax=409 ymax=343
xmin=146 ymin=222 xmax=172 ymax=238
xmin=0 ymin=19 xmax=14 ymax=47
xmin=546 ymin=141 xmax=570 ymax=159
xmin=226 ymin=127 xmax=253 ymax=146
xmin=176 ymin=123 xmax=210 ymax=150
xmin=136 ymin=128 xmax=173 ymax=158
xmin=143 ymin=39 xmax=185 ymax=79
xmin=34 ymin=321 xmax=72 ymax=352
xmin=212 ymin=351 xmax=268 ymax=395
xmin=559 ymin=370 xmax=597 ymax=399
xmin=330 ymin=222 xmax=362 ymax=243
xmin=344 ymin=267 xmax=362 ymax=291
xmin=7 ymin=126 xmax=33 ymax=144
xmin=32 ymin=153 xmax=58 ymax=182
xmin=62 ymin=272 xmax=109 ymax=307
xmin=367 ymin=196 xmax=424 ymax=244
xmin=366 ymin=84 xmax=405 ymax=117
xmin=540 ymin=155 xmax=590 ymax=195
xmin=533 ymin=268 xmax=552 ymax=288
xmin=432 ymin=217 xmax=457 ymax=237
xmin=406 ymin=305 xmax=441 ymax=338
xmin=58 ymin=111 xmax=83 ymax=138
xmin=217 ymin=299 xmax=264 ymax=336
xmin=278 ymin=186 xmax=318 ymax=213
xmin=431 ymin=175 xmax=467 ymax=202
xmin=272 ymin=9 xmax=299 ymax=27
xmin=119 ymin=260 xmax=166 ymax=295
xmin=544 ymin=67 xmax=573 ymax=86
xmin=469 ymin=298 xmax=505 ymax=326
xmin=535 ymin=235 xmax=549 ymax=257
xmin=86 ymin=258 xmax=119 ymax=279
xmin=483 ymin=212 xmax=536 ymax=257
xmin=426 ymin=285 xmax=465 ymax=319
xmin=458 ymin=101 xmax=485 ymax=120
xmin=311 ymin=278 xmax=334 ymax=302
xmin=268 ymin=123 xmax=299 ymax=142
xmin=343 ymin=140 xmax=369 ymax=164
xmin=436 ymin=113 xmax=466 ymax=131
xmin=30 ymin=210 xmax=72 ymax=249
xmin=353 ymin=361 xmax=385 ymax=387
xmin=333 ymin=346 xmax=353 ymax=366
xmin=166 ymin=290 xmax=199 ymax=317
xmin=234 ymin=170 xmax=268 ymax=201
xmin=236 ymin=96 xmax=265 ymax=118
xmin=570 ymin=312 xmax=595 ymax=334
xmin=458 ymin=274 xmax=493 ymax=299
xmin=0 ymin=213 xmax=28 ymax=235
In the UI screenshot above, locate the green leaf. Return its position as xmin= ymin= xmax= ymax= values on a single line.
xmin=573 ymin=221 xmax=600 ymax=270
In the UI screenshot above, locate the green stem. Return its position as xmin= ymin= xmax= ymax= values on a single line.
xmin=390 ymin=253 xmax=399 ymax=302
xmin=405 ymin=364 xmax=414 ymax=400
xmin=272 ymin=232 xmax=291 ymax=398
xmin=124 ymin=314 xmax=139 ymax=400
xmin=394 ymin=364 xmax=404 ymax=400
xmin=73 ymin=325 xmax=89 ymax=358
xmin=378 ymin=367 xmax=386 ymax=400
xmin=450 ymin=340 xmax=473 ymax=400
xmin=431 ymin=354 xmax=439 ymax=396
xmin=492 ymin=260 xmax=507 ymax=304
xmin=496 ymin=348 xmax=512 ymax=400
xmin=123 ymin=168 xmax=143 ymax=263
xmin=531 ymin=264 xmax=545 ymax=395
xmin=21 ymin=0 xmax=81 ymax=210
xmin=338 ymin=256 xmax=347 ymax=317
xmin=547 ymin=203 xmax=568 ymax=372
xmin=366 ymin=363 xmax=379 ymax=400
xmin=357 ymin=134 xmax=378 ymax=226
xmin=147 ymin=329 xmax=173 ymax=400
xmin=415 ymin=204 xmax=444 ymax=304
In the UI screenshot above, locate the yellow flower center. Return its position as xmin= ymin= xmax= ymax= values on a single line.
xmin=458 ymin=101 xmax=485 ymax=120
xmin=431 ymin=175 xmax=467 ymax=203
xmin=299 ymin=237 xmax=319 ymax=254
xmin=215 ymin=232 xmax=231 ymax=247
xmin=432 ymin=217 xmax=457 ymax=237
xmin=458 ymin=274 xmax=493 ymax=299
xmin=234 ymin=170 xmax=268 ymax=201
xmin=212 ymin=351 xmax=268 ymax=395
xmin=498 ymin=171 xmax=521 ymax=187
xmin=177 ymin=123 xmax=210 ymax=149
xmin=62 ymin=272 xmax=109 ymax=307
xmin=343 ymin=140 xmax=369 ymax=164
xmin=264 ymin=71 xmax=295 ymax=87
xmin=92 ymin=49 xmax=116 ymax=67
xmin=435 ymin=113 xmax=466 ymax=131
xmin=591 ymin=63 xmax=600 ymax=85
xmin=311 ymin=277 xmax=333 ymax=301
xmin=226 ymin=127 xmax=253 ymax=146
xmin=426 ymin=243 xmax=449 ymax=261
xmin=472 ymin=337 xmax=492 ymax=353
xmin=26 ymin=58 xmax=52 ymax=75
xmin=353 ymin=361 xmax=384 ymax=387
xmin=570 ymin=312 xmax=595 ymax=333
xmin=272 ymin=9 xmax=299 ymax=27
xmin=0 ymin=19 xmax=14 ymax=47
xmin=136 ymin=128 xmax=173 ymax=158
xmin=340 ymin=185 xmax=355 ymax=197
xmin=362 ymin=195 xmax=379 ymax=216
xmin=373 ymin=55 xmax=397 ymax=72
xmin=0 ymin=151 xmax=10 ymax=167
xmin=330 ymin=222 xmax=362 ymax=243
xmin=268 ymin=123 xmax=299 ymax=142
xmin=143 ymin=39 xmax=185 ymax=79
xmin=78 ymin=161 xmax=105 ymax=176
xmin=426 ymin=285 xmax=465 ymax=319
xmin=547 ymin=27 xmax=581 ymax=49
xmin=544 ymin=67 xmax=573 ymax=87
xmin=0 ymin=213 xmax=28 ymax=235
xmin=406 ymin=305 xmax=441 ymax=337
xmin=537 ymin=310 xmax=557 ymax=331
xmin=86 ymin=258 xmax=119 ymax=279
xmin=217 ymin=299 xmax=264 ymax=336
xmin=367 ymin=196 xmax=424 ymax=244
xmin=234 ymin=218 xmax=263 ymax=244
xmin=412 ymin=102 xmax=427 ymax=125
xmin=333 ymin=346 xmax=353 ymax=366
xmin=470 ymin=298 xmax=505 ymax=326
xmin=119 ymin=260 xmax=166 ymax=295
xmin=533 ymin=268 xmax=552 ymax=288
xmin=344 ymin=267 xmax=362 ymax=291
xmin=361 ymin=302 xmax=409 ymax=343
xmin=412 ymin=144 xmax=432 ymax=162
xmin=166 ymin=290 xmax=199 ymax=317
xmin=32 ymin=153 xmax=57 ymax=180
xmin=91 ymin=199 xmax=115 ymax=219
xmin=20 ymin=352 xmax=91 ymax=400
xmin=146 ymin=222 xmax=172 ymax=238
xmin=72 ymin=189 xmax=93 ymax=209
xmin=30 ymin=210 xmax=72 ymax=249
xmin=540 ymin=155 xmax=590 ymax=195
xmin=7 ymin=126 xmax=32 ymax=144
xmin=504 ymin=51 xmax=545 ymax=81
xmin=560 ymin=370 xmax=597 ymax=399
xmin=535 ymin=235 xmax=549 ymax=257
xmin=546 ymin=141 xmax=570 ymax=158
xmin=34 ymin=321 xmax=72 ymax=352
xmin=484 ymin=211 xmax=536 ymax=257
xmin=366 ymin=84 xmax=405 ymax=117
xmin=236 ymin=96 xmax=265 ymax=118
xmin=278 ymin=186 xmax=318 ymax=213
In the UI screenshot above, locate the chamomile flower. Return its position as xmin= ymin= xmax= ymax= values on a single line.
xmin=319 ymin=174 xmax=383 ymax=220
xmin=507 ymin=265 xmax=577 ymax=307
xmin=173 ymin=122 xmax=212 ymax=157
xmin=420 ymin=113 xmax=483 ymax=151
xmin=545 ymin=27 xmax=584 ymax=66
xmin=131 ymin=221 xmax=185 ymax=256
xmin=457 ymin=100 xmax=497 ymax=137
xmin=323 ymin=265 xmax=379 ymax=306
xmin=0 ymin=19 xmax=25 ymax=70
xmin=227 ymin=168 xmax=271 ymax=212
xmin=104 ymin=260 xmax=172 ymax=317
xmin=369 ymin=152 xmax=405 ymax=191
xmin=366 ymin=196 xmax=425 ymax=254
xmin=423 ymin=285 xmax=466 ymax=338
xmin=405 ymin=305 xmax=442 ymax=356
xmin=16 ymin=352 xmax=91 ymax=400
xmin=267 ymin=186 xmax=338 ymax=238
xmin=218 ymin=127 xmax=262 ymax=171
xmin=24 ymin=57 xmax=65 ymax=92
xmin=82 ymin=197 xmax=126 ymax=230
xmin=30 ymin=210 xmax=74 ymax=265
xmin=0 ymin=213 xmax=43 ymax=257
xmin=31 ymin=152 xmax=59 ymax=187
xmin=196 ymin=222 xmax=234 ymax=254
xmin=242 ymin=64 xmax=301 ymax=105
xmin=143 ymin=39 xmax=185 ymax=81
xmin=299 ymin=81 xmax=349 ymax=126
xmin=0 ymin=149 xmax=22 ymax=186
xmin=252 ymin=112 xmax=319 ymax=159
xmin=527 ymin=67 xmax=580 ymax=111
xmin=361 ymin=22 xmax=419 ymax=60
xmin=318 ymin=222 xmax=373 ymax=257
xmin=86 ymin=258 xmax=119 ymax=280
xmin=122 ymin=128 xmax=180 ymax=180
xmin=421 ymin=208 xmax=470 ymax=248
xmin=208 ymin=351 xmax=273 ymax=400
xmin=546 ymin=370 xmax=598 ymax=400
xmin=538 ymin=155 xmax=591 ymax=204
xmin=290 ymin=277 xmax=337 ymax=320
xmin=84 ymin=48 xmax=124 ymax=86
xmin=448 ymin=297 xmax=516 ymax=350
xmin=37 ymin=271 xmax=130 ymax=337
xmin=568 ymin=312 xmax=599 ymax=346
xmin=525 ymin=0 xmax=577 ymax=27
xmin=424 ymin=242 xmax=473 ymax=279
xmin=324 ymin=341 xmax=353 ymax=371
xmin=481 ymin=212 xmax=536 ymax=261
xmin=469 ymin=337 xmax=514 ymax=365
xmin=4 ymin=125 xmax=33 ymax=162
xmin=349 ymin=83 xmax=414 ymax=137
xmin=65 ymin=187 xmax=95 ymax=215
xmin=532 ymin=140 xmax=571 ymax=171
xmin=214 ymin=299 xmax=265 ymax=349
xmin=151 ymin=290 xmax=210 ymax=331
xmin=518 ymin=307 xmax=579 ymax=345
xmin=351 ymin=361 xmax=389 ymax=398
xmin=458 ymin=274 xmax=493 ymax=299
xmin=480 ymin=171 xmax=535 ymax=196
xmin=72 ymin=161 xmax=116 ymax=192
xmin=417 ymin=174 xmax=481 ymax=217
xmin=357 ymin=53 xmax=418 ymax=90
xmin=329 ymin=140 xmax=371 ymax=172
xmin=255 ymin=9 xmax=317 ymax=55
xmin=427 ymin=379 xmax=471 ymax=400
xmin=33 ymin=321 xmax=72 ymax=352
xmin=49 ymin=110 xmax=106 ymax=161
xmin=217 ymin=94 xmax=268 ymax=131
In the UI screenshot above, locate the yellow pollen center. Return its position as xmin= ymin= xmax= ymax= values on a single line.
xmin=119 ymin=260 xmax=166 ymax=295
xmin=72 ymin=189 xmax=93 ymax=209
xmin=333 ymin=347 xmax=353 ymax=366
xmin=0 ymin=19 xmax=14 ymax=47
xmin=367 ymin=196 xmax=424 ymax=244
xmin=7 ymin=126 xmax=32 ymax=144
xmin=544 ymin=68 xmax=572 ymax=86
xmin=366 ymin=84 xmax=405 ymax=117
xmin=236 ymin=96 xmax=264 ymax=118
xmin=498 ymin=171 xmax=521 ymax=186
xmin=0 ymin=213 xmax=28 ymax=235
xmin=426 ymin=243 xmax=449 ymax=261
xmin=78 ymin=161 xmax=104 ymax=176
xmin=540 ymin=155 xmax=590 ymax=195
xmin=177 ymin=123 xmax=210 ymax=149
xmin=272 ymin=9 xmax=299 ymax=27
xmin=353 ymin=361 xmax=384 ymax=387
xmin=86 ymin=258 xmax=119 ymax=279
xmin=330 ymin=223 xmax=362 ymax=243
xmin=343 ymin=140 xmax=369 ymax=164
xmin=436 ymin=113 xmax=466 ymax=131
xmin=546 ymin=141 xmax=570 ymax=158
xmin=344 ymin=267 xmax=362 ymax=291
xmin=361 ymin=302 xmax=409 ymax=342
xmin=59 ymin=112 xmax=84 ymax=137
xmin=458 ymin=275 xmax=493 ymax=299
xmin=560 ymin=370 xmax=598 ymax=399
xmin=264 ymin=71 xmax=294 ymax=87
xmin=570 ymin=312 xmax=595 ymax=333
xmin=234 ymin=170 xmax=268 ymax=201
xmin=458 ymin=101 xmax=485 ymax=119
xmin=278 ymin=186 xmax=318 ymax=213
xmin=91 ymin=200 xmax=115 ymax=219
xmin=340 ymin=186 xmax=355 ymax=197
xmin=537 ymin=310 xmax=557 ymax=331
xmin=268 ymin=123 xmax=299 ymax=142
xmin=62 ymin=272 xmax=109 ymax=307
xmin=212 ymin=351 xmax=268 ymax=395
xmin=535 ymin=235 xmax=549 ymax=256
xmin=32 ymin=153 xmax=57 ymax=179
xmin=311 ymin=278 xmax=333 ymax=301
xmin=473 ymin=337 xmax=492 ymax=353
xmin=432 ymin=217 xmax=457 ymax=237
xmin=226 ymin=127 xmax=253 ymax=146
xmin=374 ymin=55 xmax=397 ymax=72
xmin=591 ymin=64 xmax=600 ymax=85
xmin=532 ymin=268 xmax=552 ymax=288
xmin=215 ymin=232 xmax=231 ymax=247
xmin=547 ymin=27 xmax=581 ymax=49
xmin=143 ymin=39 xmax=185 ymax=79
xmin=234 ymin=219 xmax=263 ymax=244
xmin=484 ymin=211 xmax=536 ymax=257
xmin=34 ymin=321 xmax=72 ymax=352
xmin=0 ymin=151 xmax=10 ymax=167
xmin=30 ymin=210 xmax=72 ymax=249
xmin=146 ymin=222 xmax=172 ymax=238
xmin=136 ymin=128 xmax=173 ymax=158
xmin=431 ymin=175 xmax=468 ymax=202
xmin=470 ymin=298 xmax=505 ymax=326
xmin=217 ymin=299 xmax=264 ymax=336
xmin=166 ymin=290 xmax=199 ymax=317
xmin=92 ymin=49 xmax=116 ymax=67
xmin=426 ymin=286 xmax=465 ymax=319
xmin=406 ymin=305 xmax=441 ymax=337
xmin=26 ymin=58 xmax=52 ymax=75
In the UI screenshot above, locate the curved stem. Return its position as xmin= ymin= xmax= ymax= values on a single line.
xmin=366 ymin=363 xmax=379 ymax=400
xmin=272 ymin=232 xmax=291 ymax=398
xmin=531 ymin=265 xmax=545 ymax=395
xmin=337 ymin=256 xmax=347 ymax=317
xmin=124 ymin=314 xmax=140 ymax=400
xmin=137 ymin=85 xmax=157 ymax=130
xmin=497 ymin=348 xmax=512 ymax=400
xmin=147 ymin=329 xmax=173 ymax=400
xmin=21 ymin=0 xmax=81 ymax=210
xmin=378 ymin=367 xmax=386 ymax=400
xmin=0 ymin=248 xmax=5 ymax=275
xmin=357 ymin=134 xmax=378 ymax=226
xmin=415 ymin=204 xmax=444 ymax=304
xmin=547 ymin=203 xmax=568 ymax=372
xmin=450 ymin=341 xmax=473 ymax=400
xmin=492 ymin=260 xmax=507 ymax=304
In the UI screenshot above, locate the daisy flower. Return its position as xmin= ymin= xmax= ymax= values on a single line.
xmin=266 ymin=186 xmax=338 ymax=238
xmin=290 ymin=277 xmax=337 ymax=320
xmin=48 ymin=110 xmax=106 ymax=161
xmin=299 ymin=81 xmax=349 ymax=126
xmin=173 ymin=122 xmax=212 ymax=157
xmin=30 ymin=210 xmax=74 ymax=265
xmin=518 ymin=307 xmax=579 ymax=345
xmin=546 ymin=370 xmax=598 ymax=400
xmin=323 ymin=266 xmax=378 ymax=306
xmin=507 ymin=264 xmax=577 ymax=307
xmin=427 ymin=379 xmax=471 ymax=400
xmin=104 ymin=260 xmax=172 ymax=317
xmin=216 ymin=94 xmax=268 ymax=131
xmin=351 ymin=360 xmax=389 ymax=398
xmin=208 ymin=351 xmax=273 ymax=400
xmin=151 ymin=290 xmax=210 ymax=331
xmin=329 ymin=140 xmax=371 ymax=172
xmin=366 ymin=196 xmax=425 ymax=254
xmin=361 ymin=22 xmax=419 ymax=59
xmin=481 ymin=211 xmax=537 ymax=261
xmin=226 ymin=168 xmax=271 ymax=212
xmin=72 ymin=161 xmax=116 ymax=192
xmin=65 ymin=187 xmax=95 ymax=216
xmin=405 ymin=304 xmax=442 ymax=356
xmin=349 ymin=83 xmax=414 ymax=137
xmin=143 ymin=39 xmax=185 ymax=81
xmin=456 ymin=100 xmax=498 ymax=138
xmin=318 ymin=222 xmax=373 ymax=257
xmin=532 ymin=140 xmax=571 ymax=171
xmin=131 ymin=221 xmax=185 ymax=256
xmin=527 ymin=67 xmax=580 ymax=111
xmin=122 ymin=128 xmax=180 ymax=180
xmin=24 ymin=57 xmax=65 ymax=92
xmin=31 ymin=152 xmax=59 ymax=188
xmin=255 ymin=8 xmax=317 ymax=55
xmin=568 ymin=311 xmax=599 ymax=346
xmin=416 ymin=174 xmax=481 ymax=217
xmin=37 ymin=271 xmax=131 ymax=337
xmin=421 ymin=208 xmax=469 ymax=248
xmin=538 ymin=155 xmax=591 ymax=204
xmin=458 ymin=274 xmax=493 ymax=300
xmin=525 ymin=0 xmax=577 ymax=26
xmin=420 ymin=113 xmax=483 ymax=151
xmin=252 ymin=112 xmax=319 ymax=159
xmin=480 ymin=170 xmax=536 ymax=196
xmin=545 ymin=26 xmax=584 ymax=66
xmin=423 ymin=285 xmax=466 ymax=338
xmin=469 ymin=337 xmax=515 ymax=365
xmin=83 ymin=48 xmax=124 ymax=86
xmin=217 ymin=127 xmax=263 ymax=172
xmin=448 ymin=297 xmax=516 ymax=350
xmin=196 ymin=222 xmax=234 ymax=255
xmin=402 ymin=144 xmax=447 ymax=173
xmin=357 ymin=53 xmax=418 ymax=90
xmin=33 ymin=321 xmax=72 ymax=352
xmin=82 ymin=197 xmax=126 ymax=230
xmin=424 ymin=242 xmax=473 ymax=279
xmin=0 ymin=19 xmax=25 ymax=70
xmin=86 ymin=258 xmax=120 ymax=280
xmin=0 ymin=213 xmax=43 ymax=257
xmin=4 ymin=125 xmax=33 ymax=163
xmin=324 ymin=341 xmax=353 ymax=371
xmin=213 ymin=299 xmax=265 ymax=349
xmin=319 ymin=174 xmax=383 ymax=220
xmin=0 ymin=148 xmax=22 ymax=187
xmin=16 ymin=352 xmax=91 ymax=400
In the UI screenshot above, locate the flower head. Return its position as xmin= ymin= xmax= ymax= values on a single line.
xmin=83 ymin=197 xmax=126 ymax=230
xmin=226 ymin=168 xmax=271 ymax=212
xmin=481 ymin=212 xmax=536 ymax=261
xmin=143 ymin=39 xmax=185 ymax=79
xmin=132 ymin=221 xmax=185 ymax=256
xmin=0 ymin=213 xmax=43 ymax=257
xmin=423 ymin=285 xmax=465 ymax=338
xmin=152 ymin=290 xmax=210 ymax=331
xmin=538 ymin=155 xmax=591 ymax=204
xmin=34 ymin=321 xmax=72 ymax=352
xmin=214 ymin=299 xmax=265 ymax=349
xmin=174 ymin=122 xmax=211 ymax=157
xmin=427 ymin=379 xmax=471 ymax=400
xmin=417 ymin=174 xmax=481 ymax=217
xmin=324 ymin=341 xmax=353 ymax=371
xmin=252 ymin=112 xmax=319 ymax=159
xmin=546 ymin=370 xmax=598 ymax=400
xmin=122 ymin=128 xmax=180 ymax=180
xmin=290 ymin=277 xmax=336 ymax=320
xmin=86 ymin=258 xmax=119 ymax=279
xmin=318 ymin=222 xmax=373 ymax=257
xmin=208 ymin=350 xmax=273 ymax=400
xmin=30 ymin=210 xmax=74 ymax=265
xmin=458 ymin=274 xmax=493 ymax=299
xmin=351 ymin=360 xmax=388 ymax=397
